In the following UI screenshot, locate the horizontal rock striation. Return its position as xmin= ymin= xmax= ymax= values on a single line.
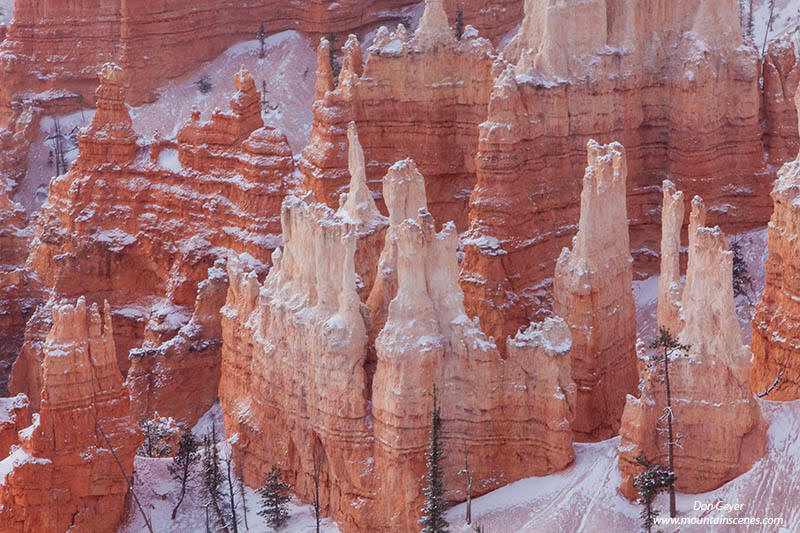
xmin=460 ymin=0 xmax=768 ymax=343
xmin=552 ymin=140 xmax=637 ymax=441
xmin=751 ymin=126 xmax=800 ymax=399
xmin=300 ymin=0 xmax=497 ymax=231
xmin=0 ymin=297 xmax=141 ymax=533
xmin=15 ymin=64 xmax=292 ymax=424
xmin=619 ymin=195 xmax=766 ymax=498
xmin=221 ymin=156 xmax=576 ymax=532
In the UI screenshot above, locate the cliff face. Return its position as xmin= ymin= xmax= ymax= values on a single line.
xmin=0 ymin=183 xmax=39 ymax=395
xmin=460 ymin=0 xmax=767 ymax=343
xmin=300 ymin=0 xmax=497 ymax=231
xmin=0 ymin=0 xmax=521 ymax=119
xmin=220 ymin=150 xmax=576 ymax=532
xmin=752 ymin=112 xmax=800 ymax=398
xmin=552 ymin=140 xmax=637 ymax=441
xmin=15 ymin=64 xmax=292 ymax=424
xmin=618 ymin=195 xmax=766 ymax=498
xmin=0 ymin=297 xmax=141 ymax=533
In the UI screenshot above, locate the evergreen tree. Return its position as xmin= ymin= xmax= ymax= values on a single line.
xmin=633 ymin=454 xmax=675 ymax=533
xmin=419 ymin=384 xmax=449 ymax=533
xmin=648 ymin=327 xmax=690 ymax=518
xmin=454 ymin=4 xmax=464 ymax=41
xmin=202 ymin=426 xmax=231 ymax=529
xmin=258 ymin=464 xmax=292 ymax=529
xmin=731 ymin=238 xmax=753 ymax=304
xmin=170 ymin=427 xmax=200 ymax=520
xmin=257 ymin=22 xmax=267 ymax=58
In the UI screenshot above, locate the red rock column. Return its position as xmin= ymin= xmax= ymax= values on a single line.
xmin=552 ymin=139 xmax=638 ymax=442
xmin=619 ymin=198 xmax=766 ymax=498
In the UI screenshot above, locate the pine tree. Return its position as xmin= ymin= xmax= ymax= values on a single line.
xmin=633 ymin=454 xmax=675 ymax=533
xmin=258 ymin=464 xmax=291 ymax=529
xmin=257 ymin=22 xmax=267 ymax=58
xmin=170 ymin=427 xmax=200 ymax=520
xmin=455 ymin=4 xmax=464 ymax=41
xmin=648 ymin=327 xmax=690 ymax=518
xmin=731 ymin=238 xmax=753 ymax=304
xmin=202 ymin=426 xmax=231 ymax=529
xmin=419 ymin=384 xmax=449 ymax=533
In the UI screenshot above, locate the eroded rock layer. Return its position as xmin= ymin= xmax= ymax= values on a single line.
xmin=220 ymin=156 xmax=576 ymax=532
xmin=0 ymin=185 xmax=38 ymax=395
xmin=752 ymin=123 xmax=800 ymax=399
xmin=15 ymin=64 xmax=292 ymax=424
xmin=0 ymin=297 xmax=141 ymax=533
xmin=618 ymin=196 xmax=766 ymax=498
xmin=552 ymin=140 xmax=637 ymax=441
xmin=300 ymin=0 xmax=497 ymax=231
xmin=0 ymin=0 xmax=522 ymax=118
xmin=460 ymin=0 xmax=768 ymax=343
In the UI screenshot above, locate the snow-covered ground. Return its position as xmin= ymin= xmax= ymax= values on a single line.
xmin=445 ymin=227 xmax=790 ymax=533
xmin=13 ymin=108 xmax=94 ymax=213
xmin=118 ymin=402 xmax=341 ymax=533
xmin=753 ymin=0 xmax=800 ymax=47
xmin=129 ymin=30 xmax=317 ymax=154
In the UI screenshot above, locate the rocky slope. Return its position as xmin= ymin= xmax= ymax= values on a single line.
xmin=220 ymin=128 xmax=577 ymax=531
xmin=0 ymin=297 xmax=141 ymax=533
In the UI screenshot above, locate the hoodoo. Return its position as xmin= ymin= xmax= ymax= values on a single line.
xmin=552 ymin=139 xmax=638 ymax=441
xmin=619 ymin=194 xmax=766 ymax=498
xmin=0 ymin=298 xmax=141 ymax=532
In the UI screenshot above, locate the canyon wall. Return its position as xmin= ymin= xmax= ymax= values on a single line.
xmin=300 ymin=0 xmax=497 ymax=231
xmin=12 ymin=63 xmax=292 ymax=424
xmin=0 ymin=184 xmax=37 ymax=394
xmin=751 ymin=109 xmax=800 ymax=399
xmin=618 ymin=195 xmax=766 ymax=498
xmin=460 ymin=0 xmax=768 ymax=343
xmin=0 ymin=297 xmax=141 ymax=533
xmin=552 ymin=140 xmax=637 ymax=441
xmin=0 ymin=0 xmax=520 ymax=118
xmin=220 ymin=147 xmax=576 ymax=531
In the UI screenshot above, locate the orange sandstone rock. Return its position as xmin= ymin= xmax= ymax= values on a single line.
xmin=19 ymin=64 xmax=292 ymax=424
xmin=619 ymin=196 xmax=766 ymax=499
xmin=552 ymin=140 xmax=638 ymax=442
xmin=0 ymin=394 xmax=29 ymax=458
xmin=221 ymin=155 xmax=576 ymax=532
xmin=300 ymin=0 xmax=497 ymax=230
xmin=656 ymin=180 xmax=685 ymax=335
xmin=0 ymin=297 xmax=141 ymax=533
xmin=751 ymin=127 xmax=800 ymax=399
xmin=460 ymin=0 xmax=767 ymax=344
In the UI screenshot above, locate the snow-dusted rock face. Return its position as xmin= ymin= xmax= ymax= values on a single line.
xmin=752 ymin=139 xmax=800 ymax=399
xmin=657 ymin=180 xmax=685 ymax=335
xmin=619 ymin=197 xmax=766 ymax=498
xmin=0 ymin=0 xmax=521 ymax=118
xmin=551 ymin=140 xmax=637 ymax=441
xmin=0 ymin=186 xmax=38 ymax=395
xmin=0 ymin=297 xmax=141 ymax=533
xmin=300 ymin=7 xmax=497 ymax=231
xmin=221 ymin=155 xmax=576 ymax=532
xmin=0 ymin=394 xmax=29 ymax=458
xmin=16 ymin=65 xmax=292 ymax=424
xmin=460 ymin=0 xmax=768 ymax=345
xmin=762 ymin=32 xmax=800 ymax=173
